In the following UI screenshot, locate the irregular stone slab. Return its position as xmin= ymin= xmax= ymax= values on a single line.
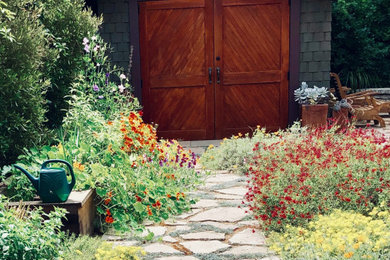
xmin=164 ymin=220 xmax=188 ymax=226
xmin=162 ymin=235 xmax=178 ymax=243
xmin=206 ymin=174 xmax=242 ymax=183
xmin=156 ymin=257 xmax=200 ymax=260
xmin=191 ymin=199 xmax=219 ymax=209
xmin=216 ymin=187 xmax=248 ymax=196
xmin=189 ymin=207 xmax=248 ymax=222
xmin=141 ymin=226 xmax=167 ymax=237
xmin=177 ymin=209 xmax=202 ymax=219
xmin=143 ymin=243 xmax=181 ymax=254
xmin=213 ymin=193 xmax=243 ymax=200
xmin=221 ymin=245 xmax=268 ymax=255
xmin=112 ymin=240 xmax=139 ymax=247
xmin=175 ymin=226 xmax=191 ymax=232
xmin=180 ymin=231 xmax=225 ymax=240
xmin=202 ymin=221 xmax=238 ymax=230
xmin=102 ymin=234 xmax=123 ymax=241
xmin=181 ymin=240 xmax=230 ymax=254
xmin=229 ymin=229 xmax=266 ymax=245
xmin=238 ymin=220 xmax=259 ymax=227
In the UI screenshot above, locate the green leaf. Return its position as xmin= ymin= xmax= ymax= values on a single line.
xmin=133 ymin=202 xmax=144 ymax=213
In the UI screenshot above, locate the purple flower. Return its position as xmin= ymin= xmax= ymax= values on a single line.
xmin=93 ymin=84 xmax=99 ymax=92
xmin=84 ymin=44 xmax=90 ymax=53
xmin=82 ymin=37 xmax=89 ymax=45
xmin=106 ymin=73 xmax=110 ymax=78
xmin=98 ymin=95 xmax=104 ymax=99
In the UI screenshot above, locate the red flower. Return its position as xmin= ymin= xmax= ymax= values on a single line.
xmin=104 ymin=198 xmax=111 ymax=205
xmin=105 ymin=215 xmax=114 ymax=224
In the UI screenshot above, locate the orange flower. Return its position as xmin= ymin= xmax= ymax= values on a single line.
xmin=73 ymin=161 xmax=85 ymax=171
xmin=107 ymin=121 xmax=113 ymax=125
xmin=104 ymin=198 xmax=111 ymax=205
xmin=167 ymin=194 xmax=171 ymax=198
xmin=147 ymin=206 xmax=152 ymax=216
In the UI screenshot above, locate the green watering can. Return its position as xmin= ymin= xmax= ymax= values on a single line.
xmin=14 ymin=159 xmax=76 ymax=203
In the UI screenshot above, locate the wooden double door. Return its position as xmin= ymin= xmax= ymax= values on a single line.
xmin=139 ymin=0 xmax=290 ymax=140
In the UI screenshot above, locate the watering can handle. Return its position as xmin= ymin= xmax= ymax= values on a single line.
xmin=41 ymin=159 xmax=76 ymax=189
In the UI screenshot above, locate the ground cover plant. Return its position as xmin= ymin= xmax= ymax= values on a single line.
xmin=200 ymin=127 xmax=267 ymax=174
xmin=61 ymin=235 xmax=146 ymax=260
xmin=269 ymin=206 xmax=390 ymax=259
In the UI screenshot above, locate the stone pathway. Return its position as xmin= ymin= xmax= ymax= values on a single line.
xmin=103 ymin=169 xmax=279 ymax=260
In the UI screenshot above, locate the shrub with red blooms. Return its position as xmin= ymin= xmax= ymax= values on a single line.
xmin=245 ymin=126 xmax=390 ymax=233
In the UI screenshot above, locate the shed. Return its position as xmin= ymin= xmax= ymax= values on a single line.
xmin=90 ymin=0 xmax=332 ymax=140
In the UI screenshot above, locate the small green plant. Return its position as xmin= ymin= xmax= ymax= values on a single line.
xmin=61 ymin=235 xmax=104 ymax=260
xmin=0 ymin=195 xmax=67 ymax=260
xmin=200 ymin=127 xmax=266 ymax=174
xmin=94 ymin=242 xmax=146 ymax=260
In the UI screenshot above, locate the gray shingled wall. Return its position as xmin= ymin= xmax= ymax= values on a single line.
xmin=97 ymin=0 xmax=131 ymax=72
xmin=299 ymin=0 xmax=332 ymax=88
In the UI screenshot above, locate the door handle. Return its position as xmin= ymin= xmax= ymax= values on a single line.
xmin=208 ymin=67 xmax=212 ymax=84
xmin=216 ymin=67 xmax=220 ymax=84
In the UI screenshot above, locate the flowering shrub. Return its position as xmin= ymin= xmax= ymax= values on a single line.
xmin=269 ymin=206 xmax=390 ymax=259
xmin=245 ymin=126 xmax=390 ymax=232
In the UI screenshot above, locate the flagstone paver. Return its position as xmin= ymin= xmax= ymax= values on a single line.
xmin=103 ymin=147 xmax=279 ymax=259
xmin=229 ymin=228 xmax=266 ymax=245
xmin=180 ymin=231 xmax=225 ymax=240
xmin=143 ymin=243 xmax=182 ymax=254
xmin=189 ymin=206 xmax=249 ymax=222
xmin=180 ymin=240 xmax=230 ymax=254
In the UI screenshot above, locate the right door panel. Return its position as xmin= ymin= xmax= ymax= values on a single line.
xmin=214 ymin=0 xmax=290 ymax=138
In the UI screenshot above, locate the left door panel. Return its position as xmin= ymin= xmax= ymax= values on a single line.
xmin=139 ymin=0 xmax=214 ymax=140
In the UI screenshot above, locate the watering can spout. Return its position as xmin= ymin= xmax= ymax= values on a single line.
xmin=14 ymin=165 xmax=39 ymax=191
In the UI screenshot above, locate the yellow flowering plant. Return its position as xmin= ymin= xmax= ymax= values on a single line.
xmin=269 ymin=206 xmax=390 ymax=259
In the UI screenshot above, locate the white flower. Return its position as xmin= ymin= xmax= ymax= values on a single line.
xmin=118 ymin=84 xmax=125 ymax=93
xmin=119 ymin=74 xmax=126 ymax=80
xmin=96 ymin=63 xmax=100 ymax=67
xmin=91 ymin=36 xmax=97 ymax=41
xmin=82 ymin=37 xmax=89 ymax=45
xmin=93 ymin=45 xmax=100 ymax=52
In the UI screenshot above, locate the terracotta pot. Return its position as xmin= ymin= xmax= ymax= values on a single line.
xmin=300 ymin=104 xmax=329 ymax=128
xmin=332 ymin=107 xmax=349 ymax=130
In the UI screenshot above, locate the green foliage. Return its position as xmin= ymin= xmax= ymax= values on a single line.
xmin=0 ymin=1 xmax=15 ymax=41
xmin=200 ymin=128 xmax=267 ymax=175
xmin=61 ymin=235 xmax=104 ymax=260
xmin=0 ymin=196 xmax=67 ymax=260
xmin=332 ymin=0 xmax=390 ymax=90
xmin=40 ymin=0 xmax=102 ymax=128
xmin=0 ymin=0 xmax=51 ymax=167
xmin=94 ymin=242 xmax=146 ymax=260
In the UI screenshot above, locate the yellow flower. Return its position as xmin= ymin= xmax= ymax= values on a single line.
xmin=208 ymin=144 xmax=214 ymax=149
xmin=353 ymin=243 xmax=360 ymax=249
xmin=238 ymin=132 xmax=242 ymax=137
xmin=344 ymin=252 xmax=354 ymax=258
xmin=75 ymin=250 xmax=83 ymax=255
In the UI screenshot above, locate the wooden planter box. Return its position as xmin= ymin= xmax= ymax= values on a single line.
xmin=9 ymin=189 xmax=96 ymax=235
